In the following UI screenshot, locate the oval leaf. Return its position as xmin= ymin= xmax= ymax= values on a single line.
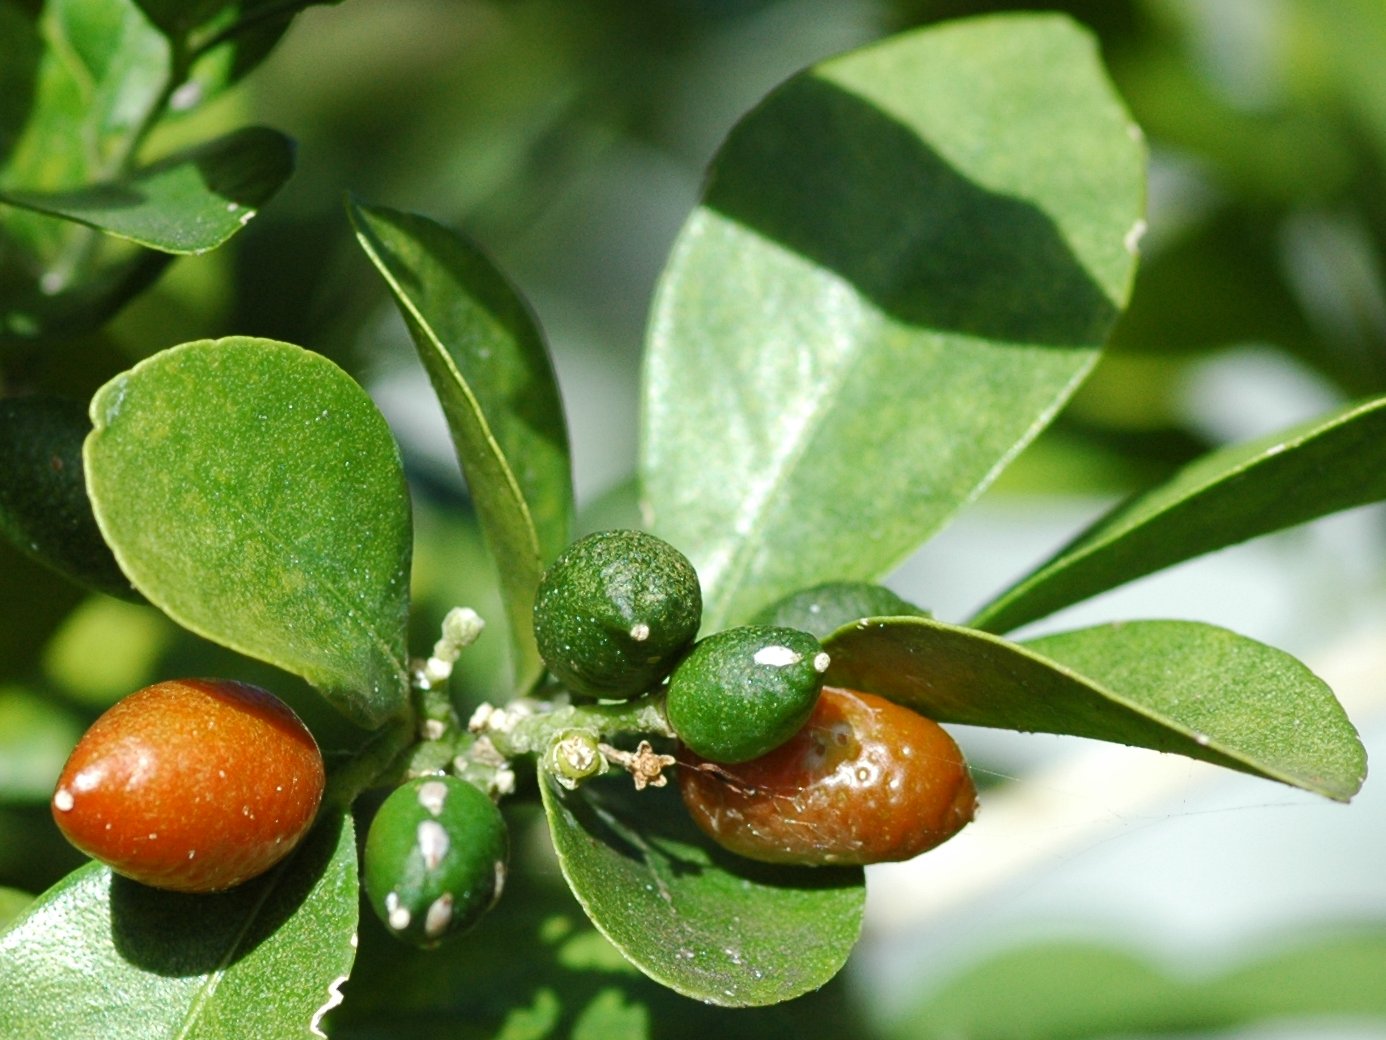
xmin=640 ymin=13 xmax=1146 ymax=629
xmin=0 ymin=813 xmax=358 ymax=1040
xmin=0 ymin=396 xmax=137 ymax=599
xmin=0 ymin=127 xmax=294 ymax=253
xmin=824 ymin=617 xmax=1365 ymax=801
xmin=539 ymin=769 xmax=864 ymax=1007
xmin=349 ymin=199 xmax=574 ymax=693
xmin=972 ymin=395 xmax=1386 ymax=632
xmin=85 ymin=337 xmax=412 ymax=727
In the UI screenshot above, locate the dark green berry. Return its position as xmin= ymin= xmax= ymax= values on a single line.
xmin=533 ymin=529 xmax=701 ymax=699
xmin=752 ymin=581 xmax=928 ymax=639
xmin=665 ymin=625 xmax=829 ymax=764
xmin=364 ymin=776 xmax=508 ymax=947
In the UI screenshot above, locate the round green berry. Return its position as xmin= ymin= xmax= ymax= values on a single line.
xmin=533 ymin=529 xmax=701 ymax=699
xmin=364 ymin=776 xmax=508 ymax=948
xmin=752 ymin=581 xmax=927 ymax=639
xmin=665 ymin=625 xmax=830 ymax=764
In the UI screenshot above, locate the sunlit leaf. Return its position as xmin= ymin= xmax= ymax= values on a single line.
xmin=350 ymin=199 xmax=574 ymax=693
xmin=85 ymin=338 xmax=412 ymax=728
xmin=641 ymin=14 xmax=1145 ymax=629
xmin=0 ymin=814 xmax=358 ymax=1040
xmin=540 ymin=771 xmax=864 ymax=1007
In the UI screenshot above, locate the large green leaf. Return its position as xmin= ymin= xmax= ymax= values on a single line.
xmin=640 ymin=14 xmax=1145 ymax=629
xmin=971 ymin=395 xmax=1386 ymax=632
xmin=349 ymin=199 xmax=574 ymax=694
xmin=0 ymin=396 xmax=137 ymax=599
xmin=539 ymin=770 xmax=865 ymax=1007
xmin=823 ymin=616 xmax=1365 ymax=801
xmin=0 ymin=127 xmax=294 ymax=254
xmin=0 ymin=813 xmax=358 ymax=1040
xmin=84 ymin=338 xmax=412 ymax=728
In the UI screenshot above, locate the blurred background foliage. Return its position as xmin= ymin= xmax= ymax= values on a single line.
xmin=3 ymin=1 xmax=1386 ymax=1037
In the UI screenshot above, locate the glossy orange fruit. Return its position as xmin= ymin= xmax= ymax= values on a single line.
xmin=51 ymin=678 xmax=326 ymax=892
xmin=678 ymin=686 xmax=975 ymax=866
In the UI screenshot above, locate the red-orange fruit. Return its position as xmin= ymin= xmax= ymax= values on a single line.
xmin=51 ymin=678 xmax=326 ymax=892
xmin=678 ymin=686 xmax=975 ymax=866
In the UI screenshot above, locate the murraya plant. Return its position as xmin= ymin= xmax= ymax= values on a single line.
xmin=0 ymin=10 xmax=1378 ymax=1038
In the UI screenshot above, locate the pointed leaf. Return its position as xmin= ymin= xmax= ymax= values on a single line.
xmin=539 ymin=770 xmax=864 ymax=1007
xmin=640 ymin=14 xmax=1145 ymax=629
xmin=0 ymin=127 xmax=294 ymax=254
xmin=972 ymin=395 xmax=1386 ymax=632
xmin=350 ymin=199 xmax=573 ymax=692
xmin=84 ymin=338 xmax=412 ymax=728
xmin=824 ymin=617 xmax=1365 ymax=801
xmin=0 ymin=813 xmax=357 ymax=1040
xmin=0 ymin=396 xmax=137 ymax=600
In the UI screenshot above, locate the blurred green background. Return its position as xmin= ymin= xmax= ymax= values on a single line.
xmin=3 ymin=1 xmax=1386 ymax=1037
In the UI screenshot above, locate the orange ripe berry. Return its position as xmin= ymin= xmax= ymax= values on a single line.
xmin=678 ymin=686 xmax=975 ymax=866
xmin=51 ymin=679 xmax=325 ymax=893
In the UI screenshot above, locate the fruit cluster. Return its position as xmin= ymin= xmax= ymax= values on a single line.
xmin=47 ymin=528 xmax=973 ymax=950
xmin=532 ymin=529 xmax=976 ymax=866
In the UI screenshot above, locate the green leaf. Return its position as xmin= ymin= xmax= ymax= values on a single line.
xmin=84 ymin=337 xmax=412 ymax=728
xmin=0 ymin=813 xmax=358 ymax=1040
xmin=349 ymin=198 xmax=574 ymax=693
xmin=0 ymin=126 xmax=294 ymax=254
xmin=823 ymin=617 xmax=1365 ymax=801
xmin=539 ymin=770 xmax=865 ymax=1007
xmin=640 ymin=13 xmax=1145 ymax=629
xmin=971 ymin=395 xmax=1386 ymax=632
xmin=0 ymin=686 xmax=84 ymax=805
xmin=0 ymin=396 xmax=138 ymax=600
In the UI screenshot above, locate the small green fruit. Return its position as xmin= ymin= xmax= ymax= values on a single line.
xmin=364 ymin=776 xmax=508 ymax=947
xmin=666 ymin=625 xmax=829 ymax=764
xmin=533 ymin=529 xmax=701 ymax=699
xmin=752 ymin=581 xmax=927 ymax=639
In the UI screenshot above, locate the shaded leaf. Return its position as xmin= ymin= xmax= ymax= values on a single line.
xmin=640 ymin=13 xmax=1145 ymax=629
xmin=539 ymin=770 xmax=864 ymax=1007
xmin=0 ymin=396 xmax=137 ymax=599
xmin=972 ymin=395 xmax=1386 ymax=632
xmin=0 ymin=126 xmax=294 ymax=254
xmin=0 ymin=813 xmax=358 ymax=1040
xmin=84 ymin=337 xmax=412 ymax=728
xmin=823 ymin=616 xmax=1365 ymax=801
xmin=350 ymin=199 xmax=573 ymax=693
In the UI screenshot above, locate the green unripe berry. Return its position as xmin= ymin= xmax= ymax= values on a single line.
xmin=533 ymin=529 xmax=702 ymax=699
xmin=752 ymin=581 xmax=927 ymax=639
xmin=665 ymin=625 xmax=830 ymax=764
xmin=364 ymin=776 xmax=508 ymax=948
